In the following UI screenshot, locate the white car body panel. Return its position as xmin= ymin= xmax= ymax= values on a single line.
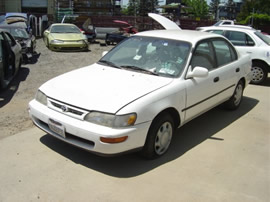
xmin=148 ymin=13 xmax=181 ymax=30
xmin=40 ymin=64 xmax=173 ymax=114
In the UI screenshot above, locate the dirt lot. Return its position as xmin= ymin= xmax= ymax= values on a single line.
xmin=0 ymin=39 xmax=112 ymax=140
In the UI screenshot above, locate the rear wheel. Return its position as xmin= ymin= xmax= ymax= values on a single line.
xmin=251 ymin=61 xmax=267 ymax=85
xmin=141 ymin=114 xmax=174 ymax=159
xmin=224 ymin=80 xmax=244 ymax=110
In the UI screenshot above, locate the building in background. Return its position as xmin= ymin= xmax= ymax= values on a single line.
xmin=0 ymin=0 xmax=121 ymax=21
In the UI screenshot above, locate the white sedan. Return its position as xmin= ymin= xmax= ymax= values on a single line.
xmin=29 ymin=16 xmax=252 ymax=159
xmin=197 ymin=25 xmax=270 ymax=85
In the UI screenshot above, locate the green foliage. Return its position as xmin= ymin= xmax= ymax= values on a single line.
xmin=125 ymin=0 xmax=159 ymax=16
xmin=237 ymin=0 xmax=270 ymax=22
xmin=183 ymin=0 xmax=209 ymax=19
xmin=243 ymin=13 xmax=270 ymax=28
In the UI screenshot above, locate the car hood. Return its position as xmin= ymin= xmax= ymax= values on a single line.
xmin=50 ymin=33 xmax=83 ymax=41
xmin=40 ymin=64 xmax=173 ymax=113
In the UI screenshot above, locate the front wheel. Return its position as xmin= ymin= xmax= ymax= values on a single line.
xmin=141 ymin=114 xmax=174 ymax=159
xmin=224 ymin=80 xmax=244 ymax=110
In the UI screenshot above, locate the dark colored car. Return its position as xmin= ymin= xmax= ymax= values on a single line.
xmin=0 ymin=25 xmax=36 ymax=63
xmin=105 ymin=20 xmax=138 ymax=45
xmin=0 ymin=29 xmax=22 ymax=90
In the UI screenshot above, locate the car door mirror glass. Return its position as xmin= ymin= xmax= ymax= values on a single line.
xmin=187 ymin=66 xmax=209 ymax=78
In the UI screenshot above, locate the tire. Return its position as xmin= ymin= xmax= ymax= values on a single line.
xmin=251 ymin=61 xmax=267 ymax=85
xmin=224 ymin=80 xmax=244 ymax=110
xmin=141 ymin=114 xmax=174 ymax=159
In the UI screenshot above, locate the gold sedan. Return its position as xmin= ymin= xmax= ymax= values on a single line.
xmin=43 ymin=23 xmax=89 ymax=51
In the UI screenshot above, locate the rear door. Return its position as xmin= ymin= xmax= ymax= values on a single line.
xmin=224 ymin=30 xmax=255 ymax=56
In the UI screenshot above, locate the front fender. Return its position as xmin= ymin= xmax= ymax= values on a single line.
xmin=117 ymin=81 xmax=186 ymax=127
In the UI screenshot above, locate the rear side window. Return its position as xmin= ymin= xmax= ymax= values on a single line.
xmin=225 ymin=31 xmax=255 ymax=46
xmin=212 ymin=39 xmax=237 ymax=67
xmin=207 ymin=30 xmax=224 ymax=35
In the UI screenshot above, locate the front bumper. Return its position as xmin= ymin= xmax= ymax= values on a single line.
xmin=28 ymin=99 xmax=151 ymax=155
xmin=49 ymin=41 xmax=89 ymax=51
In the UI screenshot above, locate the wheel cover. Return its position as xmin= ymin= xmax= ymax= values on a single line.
xmin=251 ymin=66 xmax=264 ymax=83
xmin=234 ymin=83 xmax=243 ymax=106
xmin=154 ymin=121 xmax=173 ymax=155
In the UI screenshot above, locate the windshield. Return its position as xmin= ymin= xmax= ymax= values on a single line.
xmin=10 ymin=27 xmax=29 ymax=39
xmin=51 ymin=25 xmax=81 ymax=33
xmin=254 ymin=31 xmax=270 ymax=46
xmin=99 ymin=36 xmax=191 ymax=78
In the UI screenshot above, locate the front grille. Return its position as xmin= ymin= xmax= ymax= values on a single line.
xmin=50 ymin=100 xmax=85 ymax=116
xmin=60 ymin=47 xmax=83 ymax=51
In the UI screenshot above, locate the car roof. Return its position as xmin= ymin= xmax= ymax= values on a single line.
xmin=199 ymin=25 xmax=256 ymax=32
xmin=51 ymin=23 xmax=78 ymax=27
xmin=135 ymin=29 xmax=225 ymax=44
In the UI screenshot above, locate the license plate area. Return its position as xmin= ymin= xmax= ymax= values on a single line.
xmin=48 ymin=118 xmax=65 ymax=138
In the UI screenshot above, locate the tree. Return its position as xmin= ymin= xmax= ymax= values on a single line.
xmin=209 ymin=0 xmax=220 ymax=20
xmin=183 ymin=0 xmax=209 ymax=19
xmin=125 ymin=0 xmax=159 ymax=16
xmin=226 ymin=0 xmax=236 ymax=20
xmin=237 ymin=0 xmax=270 ymax=23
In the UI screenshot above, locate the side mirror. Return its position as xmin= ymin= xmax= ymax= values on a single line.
xmin=102 ymin=51 xmax=108 ymax=57
xmin=187 ymin=66 xmax=209 ymax=78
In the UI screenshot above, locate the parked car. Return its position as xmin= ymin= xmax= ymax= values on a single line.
xmin=0 ymin=25 xmax=36 ymax=63
xmin=29 ymin=14 xmax=252 ymax=159
xmin=197 ymin=25 xmax=270 ymax=84
xmin=105 ymin=20 xmax=138 ymax=45
xmin=0 ymin=29 xmax=22 ymax=90
xmin=43 ymin=23 xmax=89 ymax=51
xmin=61 ymin=15 xmax=96 ymax=43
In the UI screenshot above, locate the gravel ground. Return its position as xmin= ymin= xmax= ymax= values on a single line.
xmin=0 ymin=39 xmax=112 ymax=140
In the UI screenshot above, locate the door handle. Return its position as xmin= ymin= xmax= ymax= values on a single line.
xmin=236 ymin=68 xmax=240 ymax=72
xmin=214 ymin=77 xmax=219 ymax=82
xmin=246 ymin=51 xmax=252 ymax=54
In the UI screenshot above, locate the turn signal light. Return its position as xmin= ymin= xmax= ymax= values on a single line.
xmin=100 ymin=136 xmax=128 ymax=143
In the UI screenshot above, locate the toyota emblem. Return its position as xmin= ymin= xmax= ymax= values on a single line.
xmin=61 ymin=105 xmax=68 ymax=112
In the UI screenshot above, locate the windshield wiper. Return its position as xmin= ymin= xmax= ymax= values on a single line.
xmin=98 ymin=60 xmax=121 ymax=69
xmin=120 ymin=65 xmax=159 ymax=76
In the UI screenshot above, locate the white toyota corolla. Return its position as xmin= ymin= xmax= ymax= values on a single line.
xmin=29 ymin=14 xmax=252 ymax=159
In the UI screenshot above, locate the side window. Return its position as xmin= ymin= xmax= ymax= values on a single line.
xmin=212 ymin=39 xmax=237 ymax=67
xmin=225 ymin=31 xmax=255 ymax=46
xmin=190 ymin=41 xmax=215 ymax=71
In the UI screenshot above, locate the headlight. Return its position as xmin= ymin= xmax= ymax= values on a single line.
xmin=84 ymin=112 xmax=137 ymax=128
xmin=51 ymin=39 xmax=64 ymax=44
xmin=35 ymin=90 xmax=47 ymax=105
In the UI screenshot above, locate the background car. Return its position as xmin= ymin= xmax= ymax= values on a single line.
xmin=197 ymin=25 xmax=270 ymax=84
xmin=105 ymin=20 xmax=138 ymax=45
xmin=0 ymin=29 xmax=22 ymax=90
xmin=61 ymin=15 xmax=96 ymax=43
xmin=43 ymin=23 xmax=89 ymax=51
xmin=0 ymin=25 xmax=36 ymax=63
